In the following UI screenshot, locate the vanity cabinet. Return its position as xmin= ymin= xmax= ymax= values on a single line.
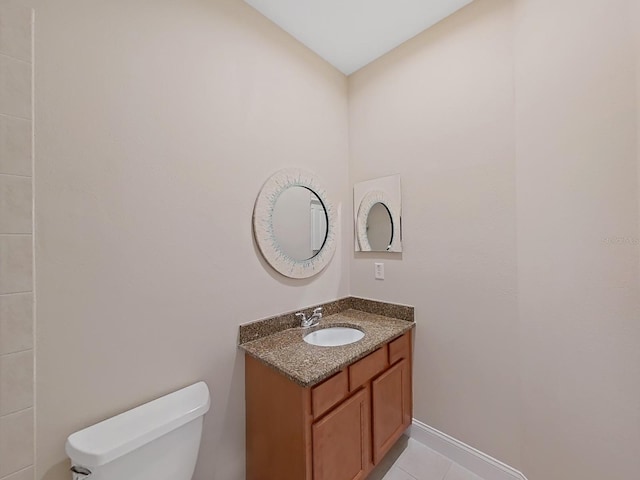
xmin=312 ymin=386 xmax=370 ymax=480
xmin=372 ymin=332 xmax=412 ymax=464
xmin=245 ymin=330 xmax=412 ymax=480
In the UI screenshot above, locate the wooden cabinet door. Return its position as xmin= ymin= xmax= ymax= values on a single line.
xmin=371 ymin=359 xmax=412 ymax=464
xmin=312 ymin=387 xmax=370 ymax=480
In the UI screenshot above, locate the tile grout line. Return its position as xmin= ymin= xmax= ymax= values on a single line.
xmin=0 ymin=404 xmax=35 ymax=420
xmin=0 ymin=405 xmax=33 ymax=418
xmin=441 ymin=461 xmax=454 ymax=480
xmin=393 ymin=438 xmax=468 ymax=480
xmin=0 ymin=464 xmax=34 ymax=480
xmin=0 ymin=111 xmax=32 ymax=122
xmin=0 ymin=347 xmax=34 ymax=356
xmin=0 ymin=51 xmax=31 ymax=65
xmin=405 ymin=468 xmax=419 ymax=480
xmin=0 ymin=173 xmax=32 ymax=179
xmin=395 ymin=465 xmax=421 ymax=479
xmin=30 ymin=9 xmax=36 ymax=479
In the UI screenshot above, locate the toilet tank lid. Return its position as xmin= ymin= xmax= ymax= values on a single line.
xmin=65 ymin=381 xmax=210 ymax=467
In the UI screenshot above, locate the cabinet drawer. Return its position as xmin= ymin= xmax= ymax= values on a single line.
xmin=312 ymin=369 xmax=349 ymax=418
xmin=349 ymin=347 xmax=388 ymax=391
xmin=388 ymin=331 xmax=411 ymax=365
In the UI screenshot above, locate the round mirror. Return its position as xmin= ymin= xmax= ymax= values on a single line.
xmin=253 ymin=169 xmax=337 ymax=279
xmin=366 ymin=202 xmax=393 ymax=251
xmin=356 ymin=189 xmax=402 ymax=252
xmin=272 ymin=186 xmax=328 ymax=261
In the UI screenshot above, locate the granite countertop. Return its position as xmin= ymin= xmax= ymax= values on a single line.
xmin=239 ymin=309 xmax=415 ymax=388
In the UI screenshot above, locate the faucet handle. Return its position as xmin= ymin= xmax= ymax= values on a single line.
xmin=295 ymin=312 xmax=307 ymax=322
xmin=313 ymin=307 xmax=323 ymax=317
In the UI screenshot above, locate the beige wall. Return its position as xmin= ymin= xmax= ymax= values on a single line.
xmin=637 ymin=0 xmax=640 ymax=271
xmin=349 ymin=0 xmax=520 ymax=466
xmin=4 ymin=0 xmax=639 ymax=479
xmin=0 ymin=3 xmax=34 ymax=480
xmin=349 ymin=0 xmax=640 ymax=478
xmin=515 ymin=0 xmax=640 ymax=478
xmin=10 ymin=0 xmax=349 ymax=479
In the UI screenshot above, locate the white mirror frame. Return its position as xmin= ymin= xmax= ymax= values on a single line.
xmin=356 ymin=190 xmax=402 ymax=252
xmin=354 ymin=174 xmax=402 ymax=253
xmin=253 ymin=168 xmax=337 ymax=279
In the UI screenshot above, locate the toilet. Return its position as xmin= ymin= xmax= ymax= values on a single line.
xmin=65 ymin=382 xmax=210 ymax=480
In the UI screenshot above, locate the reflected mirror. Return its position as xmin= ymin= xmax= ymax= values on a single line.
xmin=253 ymin=169 xmax=337 ymax=279
xmin=366 ymin=202 xmax=393 ymax=251
xmin=354 ymin=174 xmax=402 ymax=253
xmin=272 ymin=186 xmax=328 ymax=261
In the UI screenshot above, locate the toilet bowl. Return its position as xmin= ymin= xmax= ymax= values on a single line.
xmin=65 ymin=382 xmax=210 ymax=480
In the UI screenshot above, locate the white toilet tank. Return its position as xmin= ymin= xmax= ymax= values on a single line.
xmin=65 ymin=382 xmax=210 ymax=480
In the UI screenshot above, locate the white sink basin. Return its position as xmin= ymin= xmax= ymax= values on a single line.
xmin=303 ymin=327 xmax=365 ymax=347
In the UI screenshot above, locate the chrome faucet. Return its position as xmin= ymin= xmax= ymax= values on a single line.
xmin=296 ymin=307 xmax=323 ymax=328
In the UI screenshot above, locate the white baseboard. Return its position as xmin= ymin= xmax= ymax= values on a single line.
xmin=409 ymin=419 xmax=528 ymax=480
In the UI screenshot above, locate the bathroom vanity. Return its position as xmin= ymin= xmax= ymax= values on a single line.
xmin=239 ymin=298 xmax=414 ymax=480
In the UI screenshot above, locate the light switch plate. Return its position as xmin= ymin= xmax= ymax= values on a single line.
xmin=375 ymin=262 xmax=384 ymax=280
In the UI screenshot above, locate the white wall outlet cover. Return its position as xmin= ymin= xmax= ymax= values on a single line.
xmin=375 ymin=262 xmax=384 ymax=280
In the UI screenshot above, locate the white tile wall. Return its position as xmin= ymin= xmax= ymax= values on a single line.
xmin=0 ymin=115 xmax=31 ymax=176
xmin=0 ymin=4 xmax=33 ymax=480
xmin=0 ymin=4 xmax=31 ymax=62
xmin=0 ymin=409 xmax=34 ymax=477
xmin=0 ymin=350 xmax=34 ymax=415
xmin=0 ymin=174 xmax=32 ymax=233
xmin=0 ymin=55 xmax=31 ymax=120
xmin=0 ymin=468 xmax=33 ymax=480
xmin=0 ymin=293 xmax=33 ymax=354
xmin=0 ymin=235 xmax=33 ymax=294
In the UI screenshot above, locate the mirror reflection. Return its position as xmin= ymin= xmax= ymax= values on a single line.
xmin=354 ymin=174 xmax=402 ymax=253
xmin=367 ymin=202 xmax=393 ymax=251
xmin=272 ymin=186 xmax=328 ymax=261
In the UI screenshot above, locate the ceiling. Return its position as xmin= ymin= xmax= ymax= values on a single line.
xmin=243 ymin=0 xmax=474 ymax=75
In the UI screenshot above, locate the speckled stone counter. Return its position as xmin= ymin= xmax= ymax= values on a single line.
xmin=239 ymin=303 xmax=415 ymax=388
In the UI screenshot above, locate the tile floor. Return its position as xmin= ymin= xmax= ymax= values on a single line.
xmin=369 ymin=437 xmax=484 ymax=480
